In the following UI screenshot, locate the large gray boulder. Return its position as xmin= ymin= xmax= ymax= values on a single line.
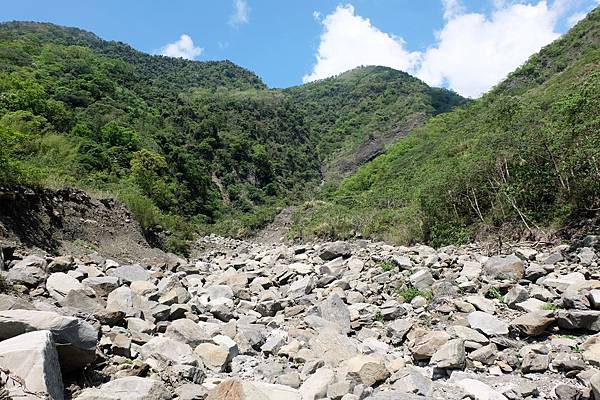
xmin=557 ymin=310 xmax=600 ymax=331
xmin=0 ymin=330 xmax=64 ymax=400
xmin=0 ymin=310 xmax=97 ymax=371
xmin=483 ymin=255 xmax=524 ymax=280
xmin=108 ymin=264 xmax=150 ymax=283
xmin=75 ymin=377 xmax=171 ymax=400
xmin=319 ymin=293 xmax=351 ymax=334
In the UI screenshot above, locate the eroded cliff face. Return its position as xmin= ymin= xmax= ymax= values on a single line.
xmin=0 ymin=186 xmax=162 ymax=262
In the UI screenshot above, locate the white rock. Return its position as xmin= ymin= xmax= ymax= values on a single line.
xmin=0 ymin=330 xmax=64 ymax=400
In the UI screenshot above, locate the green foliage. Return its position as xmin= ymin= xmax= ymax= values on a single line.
xmin=542 ymin=303 xmax=558 ymax=311
xmin=396 ymin=286 xmax=433 ymax=302
xmin=486 ymin=287 xmax=503 ymax=301
xmin=378 ymin=260 xmax=396 ymax=272
xmin=286 ymin=66 xmax=467 ymax=179
xmin=0 ymin=21 xmax=326 ymax=242
xmin=374 ymin=310 xmax=384 ymax=322
xmin=294 ymin=9 xmax=600 ymax=245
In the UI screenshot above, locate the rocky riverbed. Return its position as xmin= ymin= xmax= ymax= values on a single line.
xmin=2 ymin=235 xmax=600 ymax=399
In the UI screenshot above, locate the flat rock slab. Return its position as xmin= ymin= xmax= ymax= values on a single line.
xmin=467 ymin=311 xmax=508 ymax=336
xmin=75 ymin=377 xmax=171 ymax=400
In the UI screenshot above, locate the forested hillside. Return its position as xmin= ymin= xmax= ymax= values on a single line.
xmin=286 ymin=66 xmax=466 ymax=179
xmin=293 ymin=8 xmax=600 ymax=245
xmin=0 ymin=22 xmax=322 ymax=247
xmin=0 ymin=21 xmax=466 ymax=248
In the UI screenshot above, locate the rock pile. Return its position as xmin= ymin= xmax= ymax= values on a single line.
xmin=2 ymin=234 xmax=600 ymax=399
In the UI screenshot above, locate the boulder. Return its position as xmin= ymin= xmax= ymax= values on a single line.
xmin=320 ymin=242 xmax=351 ymax=261
xmin=430 ymin=339 xmax=465 ymax=369
xmin=108 ymin=264 xmax=150 ymax=283
xmin=165 ymin=318 xmax=212 ymax=348
xmin=345 ymin=355 xmax=390 ymax=386
xmin=46 ymin=272 xmax=86 ymax=301
xmin=82 ymin=276 xmax=120 ymax=297
xmin=510 ymin=312 xmax=554 ymax=336
xmin=5 ymin=255 xmax=47 ymax=287
xmin=0 ymin=330 xmax=64 ymax=400
xmin=207 ymin=379 xmax=302 ymax=400
xmin=557 ymin=310 xmax=600 ymax=332
xmin=407 ymin=329 xmax=450 ymax=360
xmin=319 ymin=293 xmax=351 ymax=334
xmin=309 ymin=327 xmax=357 ymax=365
xmin=457 ymin=378 xmax=507 ymax=400
xmin=467 ymin=311 xmax=508 ymax=336
xmin=195 ymin=342 xmax=232 ymax=372
xmin=300 ymin=367 xmax=335 ymax=400
xmin=590 ymin=373 xmax=600 ymax=400
xmin=0 ymin=309 xmax=97 ymax=371
xmin=139 ymin=337 xmax=200 ymax=368
xmin=409 ymin=270 xmax=434 ymax=290
xmin=392 ymin=367 xmax=433 ymax=396
xmin=76 ymin=377 xmax=171 ymax=400
xmin=483 ymin=255 xmax=524 ymax=280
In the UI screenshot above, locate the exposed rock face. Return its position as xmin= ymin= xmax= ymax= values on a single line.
xmin=1 ymin=235 xmax=599 ymax=399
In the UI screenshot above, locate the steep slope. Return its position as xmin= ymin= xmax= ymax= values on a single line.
xmin=286 ymin=66 xmax=467 ymax=179
xmin=292 ymin=8 xmax=600 ymax=245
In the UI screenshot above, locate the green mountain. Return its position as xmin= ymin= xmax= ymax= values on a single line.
xmin=292 ymin=8 xmax=600 ymax=245
xmin=0 ymin=21 xmax=466 ymax=249
xmin=285 ymin=66 xmax=466 ymax=179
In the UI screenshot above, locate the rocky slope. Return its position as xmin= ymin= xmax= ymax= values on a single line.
xmin=2 ymin=233 xmax=600 ymax=399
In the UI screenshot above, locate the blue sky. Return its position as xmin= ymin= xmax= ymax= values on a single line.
xmin=2 ymin=0 xmax=598 ymax=96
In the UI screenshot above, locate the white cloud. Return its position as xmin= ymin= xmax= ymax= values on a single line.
xmin=417 ymin=1 xmax=562 ymax=97
xmin=159 ymin=34 xmax=203 ymax=60
xmin=303 ymin=4 xmax=420 ymax=83
xmin=304 ymin=1 xmax=585 ymax=97
xmin=230 ymin=0 xmax=250 ymax=26
xmin=442 ymin=0 xmax=464 ymax=20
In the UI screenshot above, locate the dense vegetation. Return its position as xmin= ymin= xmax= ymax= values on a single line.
xmin=0 ymin=21 xmax=467 ymax=250
xmin=0 ymin=22 xmax=323 ymax=249
xmin=292 ymin=8 xmax=600 ymax=246
xmin=3 ymin=10 xmax=597 ymax=251
xmin=286 ymin=66 xmax=466 ymax=178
